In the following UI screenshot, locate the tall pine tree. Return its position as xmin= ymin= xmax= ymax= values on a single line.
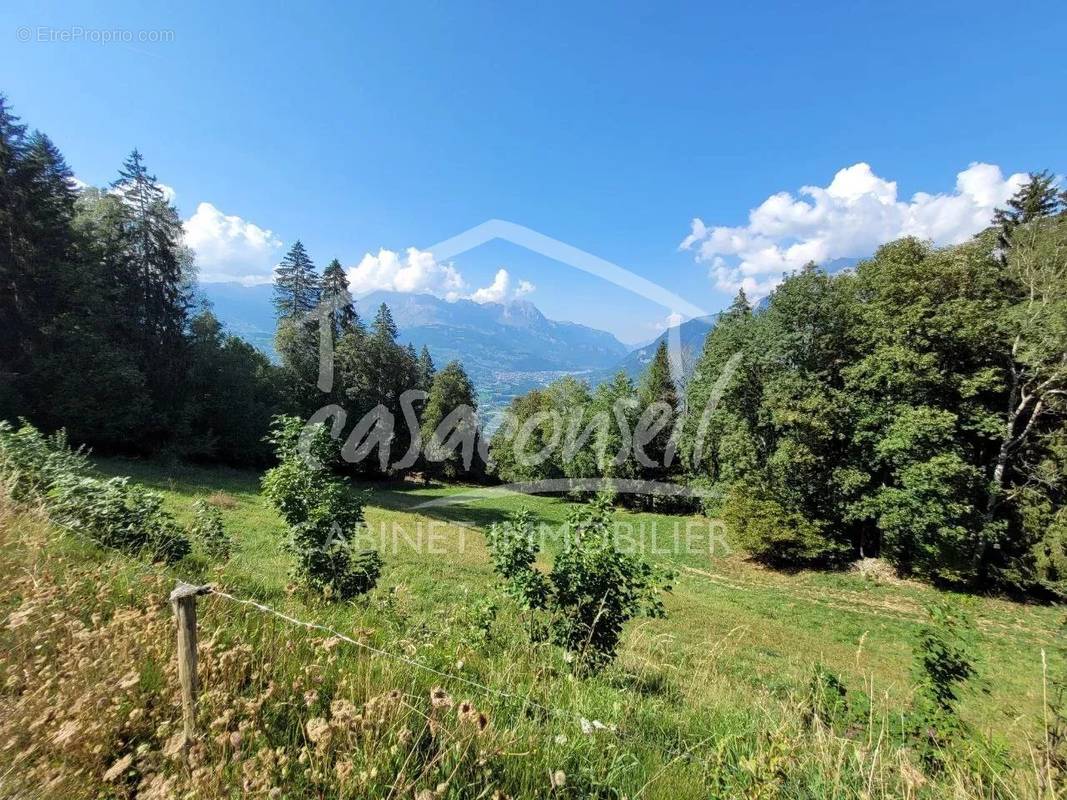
xmin=416 ymin=345 xmax=436 ymax=392
xmin=273 ymin=240 xmax=319 ymax=318
xmin=994 ymin=170 xmax=1065 ymax=253
xmin=636 ymin=340 xmax=679 ymax=496
xmin=320 ymin=257 xmax=359 ymax=335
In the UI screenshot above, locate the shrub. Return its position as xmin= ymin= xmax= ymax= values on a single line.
xmin=550 ymin=499 xmax=672 ymax=669
xmin=486 ymin=499 xmax=672 ymax=671
xmin=908 ymin=601 xmax=977 ymax=769
xmin=484 ymin=508 xmax=549 ymax=609
xmin=0 ymin=419 xmax=88 ymax=503
xmin=47 ymin=473 xmax=190 ymax=563
xmin=721 ymin=481 xmax=842 ymax=565
xmin=189 ymin=498 xmax=235 ymax=560
xmin=262 ymin=416 xmax=380 ymax=600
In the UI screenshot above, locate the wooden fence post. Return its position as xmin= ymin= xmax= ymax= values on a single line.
xmin=169 ymin=582 xmax=212 ymax=757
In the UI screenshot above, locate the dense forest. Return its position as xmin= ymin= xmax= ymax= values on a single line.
xmin=2 ymin=92 xmax=1064 ymax=598
xmin=493 ymin=178 xmax=1067 ymax=596
xmin=0 ymin=95 xmax=478 ymax=472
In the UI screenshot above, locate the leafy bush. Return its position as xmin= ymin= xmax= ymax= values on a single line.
xmin=486 ymin=499 xmax=672 ymax=670
xmin=485 ymin=508 xmax=549 ymax=609
xmin=47 ymin=473 xmax=190 ymax=563
xmin=0 ymin=420 xmax=189 ymax=562
xmin=550 ymin=499 xmax=672 ymax=669
xmin=0 ymin=419 xmax=88 ymax=503
xmin=189 ymin=498 xmax=235 ymax=560
xmin=262 ymin=416 xmax=381 ymax=600
xmin=721 ymin=481 xmax=843 ymax=565
xmin=907 ymin=601 xmax=977 ymax=769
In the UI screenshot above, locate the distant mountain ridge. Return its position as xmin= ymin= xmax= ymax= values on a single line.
xmin=197 ymin=283 xmax=629 ymax=415
xmin=361 ymin=291 xmax=627 ymax=373
xmin=198 ymin=256 xmax=861 ymax=415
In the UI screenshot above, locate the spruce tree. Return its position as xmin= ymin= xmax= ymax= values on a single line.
xmin=110 ymin=149 xmax=189 ymax=441
xmin=273 ymin=240 xmax=320 ymax=319
xmin=372 ymin=302 xmax=399 ymax=340
xmin=320 ymin=257 xmax=358 ymax=335
xmin=636 ymin=340 xmax=679 ymax=494
xmin=994 ymin=170 xmax=1064 ymax=253
xmin=416 ymin=345 xmax=436 ymax=392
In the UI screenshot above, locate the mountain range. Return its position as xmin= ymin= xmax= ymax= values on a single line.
xmin=199 ymin=257 xmax=859 ymax=418
xmin=197 ymin=284 xmax=634 ymax=416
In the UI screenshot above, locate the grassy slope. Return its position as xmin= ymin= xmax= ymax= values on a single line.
xmin=93 ymin=456 xmax=1063 ymax=754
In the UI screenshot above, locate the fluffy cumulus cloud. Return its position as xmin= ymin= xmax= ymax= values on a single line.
xmin=346 ymin=247 xmax=467 ymax=299
xmin=183 ymin=202 xmax=284 ymax=285
xmin=347 ymin=249 xmax=535 ymax=304
xmin=681 ymin=162 xmax=1027 ymax=296
xmin=469 ymin=268 xmax=535 ymax=304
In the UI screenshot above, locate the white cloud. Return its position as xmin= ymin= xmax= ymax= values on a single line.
xmin=347 ymin=250 xmax=535 ymax=304
xmin=681 ymin=162 xmax=1028 ymax=296
xmin=644 ymin=311 xmax=685 ymax=334
xmin=347 ymin=247 xmax=467 ymax=300
xmin=470 ymin=268 xmax=536 ymax=304
xmin=183 ymin=201 xmax=284 ymax=285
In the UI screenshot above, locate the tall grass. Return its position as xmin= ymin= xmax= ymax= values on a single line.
xmin=0 ymin=490 xmax=1060 ymax=798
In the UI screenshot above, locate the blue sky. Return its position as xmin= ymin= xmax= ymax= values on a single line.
xmin=3 ymin=1 xmax=1065 ymax=343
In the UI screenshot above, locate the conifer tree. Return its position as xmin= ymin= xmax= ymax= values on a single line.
xmin=110 ymin=149 xmax=190 ymax=441
xmin=273 ymin=240 xmax=319 ymax=319
xmin=111 ymin=150 xmax=187 ymax=336
xmin=320 ymin=257 xmax=358 ymax=335
xmin=636 ymin=340 xmax=679 ymax=494
xmin=994 ymin=170 xmax=1065 ymax=253
xmin=416 ymin=345 xmax=436 ymax=392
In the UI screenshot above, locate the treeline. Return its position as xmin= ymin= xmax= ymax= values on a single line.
xmin=491 ymin=175 xmax=1067 ymax=597
xmin=0 ymin=95 xmax=278 ymax=462
xmin=268 ymin=240 xmax=484 ymax=481
xmin=0 ymin=95 xmax=484 ymax=476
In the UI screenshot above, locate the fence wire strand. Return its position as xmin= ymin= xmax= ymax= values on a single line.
xmin=206 ymin=587 xmax=572 ymax=724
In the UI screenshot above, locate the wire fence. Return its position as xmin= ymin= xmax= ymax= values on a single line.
xmin=203 ymin=584 xmax=568 ymax=722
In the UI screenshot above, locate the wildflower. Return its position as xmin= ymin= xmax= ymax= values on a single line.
xmin=551 ymin=769 xmax=566 ymax=788
xmin=305 ymin=717 xmax=331 ymax=746
xmin=430 ymin=687 xmax=453 ymax=709
xmin=330 ymin=698 xmax=358 ymax=726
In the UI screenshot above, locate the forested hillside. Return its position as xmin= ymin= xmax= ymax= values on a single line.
xmin=491 ymin=178 xmax=1067 ymax=596
xmin=2 ymin=89 xmax=1064 ymax=598
xmin=0 ymin=96 xmax=484 ymax=474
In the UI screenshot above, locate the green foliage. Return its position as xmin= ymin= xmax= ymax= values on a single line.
xmin=261 ymin=416 xmax=381 ymax=600
xmin=803 ymin=665 xmax=851 ymax=729
xmin=48 ymin=473 xmax=190 ymax=563
xmin=484 ymin=508 xmax=549 ymax=608
xmin=421 ymin=360 xmax=481 ymax=481
xmin=721 ymin=481 xmax=842 ymax=564
xmin=550 ymin=499 xmax=673 ymax=669
xmin=189 ymin=498 xmax=235 ymax=560
xmin=0 ymin=420 xmax=88 ymax=503
xmin=486 ymin=500 xmax=672 ymax=670
xmin=908 ymin=602 xmax=978 ymax=768
xmin=273 ymin=240 xmax=320 ymax=319
xmin=634 ymin=340 xmax=679 ymax=500
xmin=686 ymin=217 xmax=1067 ymax=595
xmin=0 ymin=96 xmax=291 ymax=463
xmin=0 ymin=419 xmax=190 ymax=562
